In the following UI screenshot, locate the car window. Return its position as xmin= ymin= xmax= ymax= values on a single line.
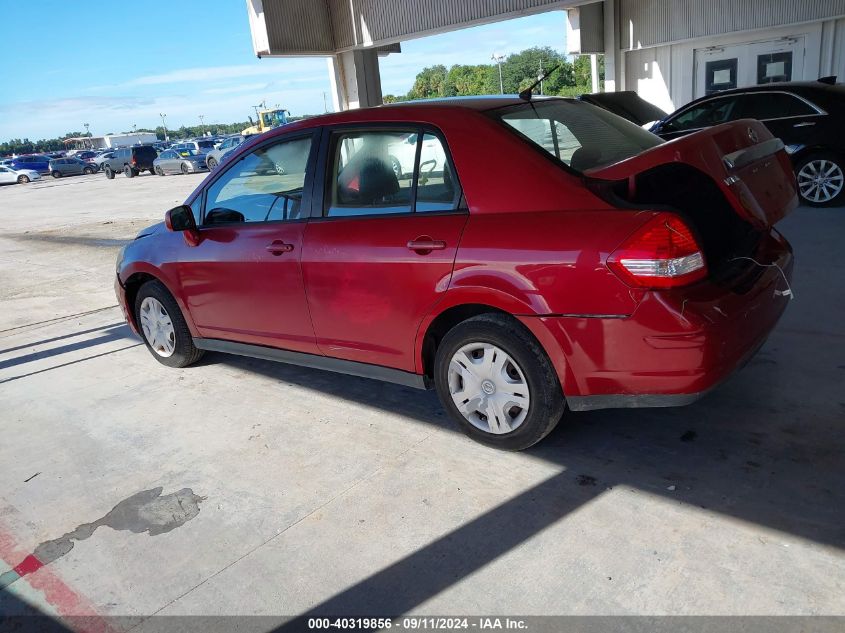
xmin=203 ymin=135 xmax=313 ymax=225
xmin=741 ymin=92 xmax=817 ymax=120
xmin=326 ymin=130 xmax=417 ymax=217
xmin=493 ymin=100 xmax=661 ymax=172
xmin=662 ymin=96 xmax=742 ymax=132
xmin=160 ymin=151 xmax=175 ymax=159
xmin=416 ymin=133 xmax=460 ymax=212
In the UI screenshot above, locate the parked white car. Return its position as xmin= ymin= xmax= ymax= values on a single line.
xmin=0 ymin=165 xmax=41 ymax=184
xmin=387 ymin=132 xmax=448 ymax=179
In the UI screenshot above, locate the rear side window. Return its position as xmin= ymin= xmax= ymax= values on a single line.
xmin=325 ymin=129 xmax=460 ymax=217
xmin=492 ymin=100 xmax=662 ymax=172
xmin=134 ymin=147 xmax=157 ymax=161
xmin=327 ymin=130 xmax=415 ymax=217
xmin=740 ymin=92 xmax=817 ymax=120
xmin=203 ymin=135 xmax=313 ymax=225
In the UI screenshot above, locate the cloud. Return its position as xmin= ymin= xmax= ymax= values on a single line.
xmin=124 ymin=60 xmax=325 ymax=86
xmin=201 ymin=82 xmax=271 ymax=95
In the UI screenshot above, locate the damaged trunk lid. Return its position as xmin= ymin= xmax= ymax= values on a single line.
xmin=585 ymin=119 xmax=798 ymax=229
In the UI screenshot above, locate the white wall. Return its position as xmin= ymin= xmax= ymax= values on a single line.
xmin=623 ymin=16 xmax=845 ymax=111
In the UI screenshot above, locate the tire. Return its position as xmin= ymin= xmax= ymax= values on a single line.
xmin=124 ymin=165 xmax=135 ymax=178
xmin=105 ymin=166 xmax=115 ymax=179
xmin=207 ymin=157 xmax=217 ymax=170
xmin=134 ymin=280 xmax=204 ymax=368
xmin=390 ymin=156 xmax=402 ymax=179
xmin=434 ymin=313 xmax=566 ymax=450
xmin=155 ymin=165 xmax=165 ymax=176
xmin=83 ymin=166 xmax=95 ymax=175
xmin=17 ymin=175 xmax=30 ymax=184
xmin=795 ymin=152 xmax=845 ymax=207
xmin=149 ymin=168 xmax=156 ymax=175
xmin=51 ymin=171 xmax=61 ymax=178
xmin=181 ymin=163 xmax=189 ymax=174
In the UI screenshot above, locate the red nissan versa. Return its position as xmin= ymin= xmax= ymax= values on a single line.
xmin=114 ymin=96 xmax=797 ymax=450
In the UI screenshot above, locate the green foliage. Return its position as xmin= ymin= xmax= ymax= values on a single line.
xmin=392 ymin=47 xmax=603 ymax=102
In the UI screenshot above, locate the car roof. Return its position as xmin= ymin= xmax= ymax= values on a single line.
xmin=675 ymin=80 xmax=842 ymax=109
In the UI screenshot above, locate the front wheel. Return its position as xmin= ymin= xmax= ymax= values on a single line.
xmin=134 ymin=280 xmax=204 ymax=368
xmin=83 ymin=166 xmax=95 ymax=175
xmin=105 ymin=166 xmax=115 ymax=179
xmin=795 ymin=153 xmax=845 ymax=206
xmin=155 ymin=165 xmax=165 ymax=176
xmin=434 ymin=314 xmax=565 ymax=450
xmin=17 ymin=175 xmax=30 ymax=184
xmin=181 ymin=163 xmax=189 ymax=174
xmin=207 ymin=157 xmax=217 ymax=170
xmin=52 ymin=171 xmax=61 ymax=178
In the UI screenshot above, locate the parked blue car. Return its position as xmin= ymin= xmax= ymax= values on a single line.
xmin=9 ymin=155 xmax=51 ymax=174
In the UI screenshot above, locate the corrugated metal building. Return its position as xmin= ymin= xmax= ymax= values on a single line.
xmin=246 ymin=0 xmax=845 ymax=112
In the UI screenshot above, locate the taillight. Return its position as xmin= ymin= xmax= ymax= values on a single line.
xmin=607 ymin=213 xmax=707 ymax=289
xmin=131 ymin=157 xmax=137 ymax=165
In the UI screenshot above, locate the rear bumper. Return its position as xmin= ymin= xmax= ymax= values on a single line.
xmin=520 ymin=230 xmax=793 ymax=410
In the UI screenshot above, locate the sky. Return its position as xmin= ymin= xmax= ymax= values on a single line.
xmin=0 ymin=3 xmax=567 ymax=141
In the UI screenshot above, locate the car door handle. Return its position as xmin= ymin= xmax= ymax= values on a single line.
xmin=266 ymin=240 xmax=294 ymax=255
xmin=792 ymin=121 xmax=816 ymax=127
xmin=407 ymin=238 xmax=447 ymax=253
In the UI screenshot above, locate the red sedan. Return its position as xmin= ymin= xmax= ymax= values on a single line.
xmin=115 ymin=96 xmax=797 ymax=450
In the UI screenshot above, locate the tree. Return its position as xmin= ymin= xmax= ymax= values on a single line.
xmin=408 ymin=64 xmax=448 ymax=99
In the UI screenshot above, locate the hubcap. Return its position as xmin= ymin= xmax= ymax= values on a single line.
xmin=139 ymin=297 xmax=176 ymax=357
xmin=447 ymin=343 xmax=530 ymax=435
xmin=797 ymin=159 xmax=843 ymax=203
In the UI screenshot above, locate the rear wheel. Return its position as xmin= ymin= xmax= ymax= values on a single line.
xmin=17 ymin=175 xmax=30 ymax=184
xmin=124 ymin=165 xmax=135 ymax=178
xmin=83 ymin=166 xmax=95 ymax=175
xmin=434 ymin=314 xmax=566 ymax=450
xmin=105 ymin=166 xmax=115 ymax=179
xmin=795 ymin=152 xmax=844 ymax=207
xmin=149 ymin=168 xmax=156 ymax=175
xmin=134 ymin=280 xmax=204 ymax=368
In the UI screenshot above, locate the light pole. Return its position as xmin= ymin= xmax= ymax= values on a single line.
xmin=199 ymin=114 xmax=205 ymax=136
xmin=83 ymin=123 xmax=90 ymax=148
xmin=491 ymin=53 xmax=505 ymax=94
xmin=159 ymin=113 xmax=168 ymax=141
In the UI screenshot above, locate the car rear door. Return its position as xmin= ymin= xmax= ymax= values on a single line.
xmin=301 ymin=126 xmax=467 ymax=372
xmin=175 ymin=130 xmax=320 ymax=353
xmin=738 ymin=91 xmax=823 ymax=146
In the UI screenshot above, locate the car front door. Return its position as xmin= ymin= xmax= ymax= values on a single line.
xmin=656 ymin=94 xmax=744 ymax=140
xmin=301 ymin=127 xmax=467 ymax=372
xmin=175 ymin=131 xmax=320 ymax=353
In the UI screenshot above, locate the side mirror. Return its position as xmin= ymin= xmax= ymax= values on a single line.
xmin=165 ymin=205 xmax=196 ymax=232
xmin=165 ymin=205 xmax=201 ymax=246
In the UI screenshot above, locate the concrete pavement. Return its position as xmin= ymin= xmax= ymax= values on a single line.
xmin=0 ymin=173 xmax=843 ymax=627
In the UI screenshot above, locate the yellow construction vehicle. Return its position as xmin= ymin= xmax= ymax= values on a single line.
xmin=242 ymin=108 xmax=289 ymax=136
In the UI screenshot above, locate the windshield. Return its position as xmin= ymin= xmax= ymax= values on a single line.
xmin=490 ymin=99 xmax=663 ymax=172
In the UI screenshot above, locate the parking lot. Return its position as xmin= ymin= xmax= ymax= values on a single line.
xmin=1 ymin=173 xmax=843 ymax=624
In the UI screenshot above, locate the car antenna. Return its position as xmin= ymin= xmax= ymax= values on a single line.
xmin=519 ymin=64 xmax=560 ymax=101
